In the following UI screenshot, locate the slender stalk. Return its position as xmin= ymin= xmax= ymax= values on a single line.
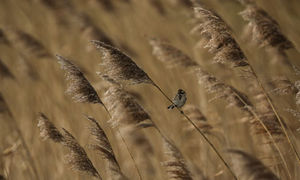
xmin=6 ymin=111 xmax=40 ymax=180
xmin=152 ymin=83 xmax=238 ymax=180
xmin=232 ymin=91 xmax=291 ymax=179
xmin=101 ymin=104 xmax=143 ymax=180
xmin=249 ymin=67 xmax=300 ymax=165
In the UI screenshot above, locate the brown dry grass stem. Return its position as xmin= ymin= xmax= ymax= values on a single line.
xmin=148 ymin=38 xmax=291 ymax=178
xmin=0 ymin=94 xmax=40 ymax=180
xmin=56 ymin=55 xmax=143 ymax=180
xmin=229 ymin=149 xmax=279 ymax=180
xmin=85 ymin=115 xmax=128 ymax=180
xmin=162 ymin=138 xmax=193 ymax=180
xmin=192 ymin=5 xmax=300 ymax=167
xmin=37 ymin=114 xmax=102 ymax=179
xmin=91 ymin=40 xmax=237 ymax=179
xmin=101 ymin=106 xmax=143 ymax=180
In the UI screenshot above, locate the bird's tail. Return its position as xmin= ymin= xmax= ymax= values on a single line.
xmin=167 ymin=105 xmax=175 ymax=109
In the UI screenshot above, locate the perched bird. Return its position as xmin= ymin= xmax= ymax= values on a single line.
xmin=168 ymin=89 xmax=187 ymax=109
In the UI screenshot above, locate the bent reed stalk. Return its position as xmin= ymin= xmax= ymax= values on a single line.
xmin=0 ymin=93 xmax=40 ymax=180
xmin=56 ymin=55 xmax=143 ymax=180
xmin=148 ymin=38 xmax=291 ymax=178
xmin=192 ymin=5 xmax=300 ymax=167
xmin=91 ymin=40 xmax=238 ymax=180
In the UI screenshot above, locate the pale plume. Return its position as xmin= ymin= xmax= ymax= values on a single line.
xmin=37 ymin=113 xmax=64 ymax=143
xmin=56 ymin=55 xmax=103 ymax=104
xmin=162 ymin=138 xmax=193 ymax=180
xmin=239 ymin=3 xmax=293 ymax=52
xmin=86 ymin=116 xmax=128 ymax=180
xmin=91 ymin=40 xmax=153 ymax=85
xmin=228 ymin=149 xmax=279 ymax=180
xmin=192 ymin=6 xmax=249 ymax=67
xmin=61 ymin=128 xmax=102 ymax=179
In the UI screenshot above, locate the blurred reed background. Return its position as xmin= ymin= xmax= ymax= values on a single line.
xmin=1 ymin=0 xmax=300 ymax=179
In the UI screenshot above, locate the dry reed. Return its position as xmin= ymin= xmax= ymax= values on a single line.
xmin=91 ymin=40 xmax=153 ymax=85
xmin=149 ymin=37 xmax=291 ymax=177
xmin=73 ymin=13 xmax=114 ymax=45
xmin=56 ymin=55 xmax=143 ymax=179
xmin=191 ymin=5 xmax=300 ymax=168
xmin=56 ymin=55 xmax=103 ymax=104
xmin=228 ymin=149 xmax=279 ymax=180
xmin=93 ymin=40 xmax=238 ymax=179
xmin=0 ymin=93 xmax=40 ymax=180
xmin=162 ymin=138 xmax=193 ymax=180
xmin=4 ymin=29 xmax=51 ymax=59
xmin=103 ymin=86 xmax=153 ymax=128
xmin=86 ymin=115 xmax=128 ymax=180
xmin=239 ymin=2 xmax=293 ymax=52
xmin=61 ymin=128 xmax=102 ymax=179
xmin=37 ymin=113 xmax=64 ymax=143
xmin=37 ymin=114 xmax=102 ymax=179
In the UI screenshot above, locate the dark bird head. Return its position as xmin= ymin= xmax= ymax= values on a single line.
xmin=178 ymin=89 xmax=185 ymax=95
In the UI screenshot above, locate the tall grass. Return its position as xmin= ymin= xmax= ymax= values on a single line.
xmin=1 ymin=0 xmax=300 ymax=179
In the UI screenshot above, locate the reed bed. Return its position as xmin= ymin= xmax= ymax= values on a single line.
xmin=1 ymin=0 xmax=300 ymax=179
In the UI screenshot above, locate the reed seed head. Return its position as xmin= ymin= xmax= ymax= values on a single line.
xmin=228 ymin=149 xmax=279 ymax=180
xmin=91 ymin=40 xmax=153 ymax=85
xmin=37 ymin=113 xmax=64 ymax=143
xmin=61 ymin=128 xmax=101 ymax=179
xmin=56 ymin=55 xmax=103 ymax=104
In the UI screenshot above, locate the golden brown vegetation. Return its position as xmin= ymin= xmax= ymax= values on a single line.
xmin=1 ymin=0 xmax=300 ymax=179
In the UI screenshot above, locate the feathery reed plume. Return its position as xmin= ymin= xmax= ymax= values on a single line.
xmin=74 ymin=13 xmax=113 ymax=45
xmin=93 ymin=40 xmax=236 ymax=179
xmin=191 ymin=5 xmax=300 ymax=168
xmin=183 ymin=105 xmax=207 ymax=122
xmin=91 ymin=40 xmax=153 ymax=85
xmin=5 ymin=29 xmax=51 ymax=58
xmin=37 ymin=113 xmax=64 ymax=143
xmin=37 ymin=114 xmax=102 ymax=179
xmin=104 ymin=86 xmax=153 ymax=128
xmin=191 ymin=6 xmax=283 ymax=136
xmin=191 ymin=7 xmax=248 ymax=67
xmin=162 ymin=138 xmax=193 ymax=180
xmin=196 ymin=68 xmax=251 ymax=112
xmin=228 ymin=149 xmax=279 ymax=180
xmin=250 ymin=92 xmax=283 ymax=136
xmin=149 ymin=37 xmax=291 ymax=176
xmin=61 ymin=128 xmax=102 ymax=179
xmin=239 ymin=3 xmax=293 ymax=52
xmin=103 ymin=85 xmax=157 ymax=178
xmin=182 ymin=105 xmax=212 ymax=134
xmin=85 ymin=115 xmax=128 ymax=180
xmin=149 ymin=38 xmax=198 ymax=68
xmin=56 ymin=55 xmax=103 ymax=104
xmin=56 ymin=56 xmax=141 ymax=179
xmin=149 ymin=38 xmax=252 ymax=117
xmin=268 ymin=77 xmax=296 ymax=95
xmin=0 ymin=59 xmax=15 ymax=80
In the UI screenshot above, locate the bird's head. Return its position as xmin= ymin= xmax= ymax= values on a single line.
xmin=178 ymin=89 xmax=185 ymax=95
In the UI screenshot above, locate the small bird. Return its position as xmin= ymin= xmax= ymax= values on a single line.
xmin=168 ymin=89 xmax=187 ymax=109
